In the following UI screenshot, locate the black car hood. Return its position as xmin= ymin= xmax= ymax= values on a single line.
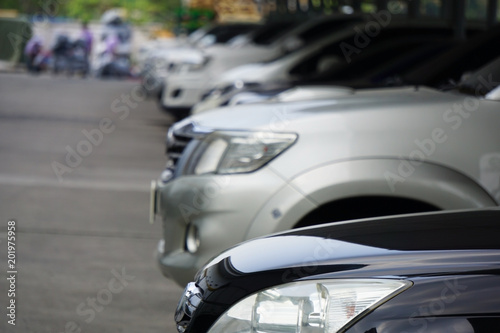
xmin=205 ymin=209 xmax=500 ymax=274
xmin=197 ymin=209 xmax=500 ymax=296
xmin=187 ymin=209 xmax=500 ymax=332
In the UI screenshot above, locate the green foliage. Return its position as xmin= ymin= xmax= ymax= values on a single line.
xmin=174 ymin=7 xmax=215 ymax=32
xmin=0 ymin=0 xmax=182 ymax=24
xmin=0 ymin=18 xmax=32 ymax=63
xmin=0 ymin=0 xmax=41 ymax=14
xmin=123 ymin=0 xmax=182 ymax=24
xmin=64 ymin=0 xmax=122 ymax=22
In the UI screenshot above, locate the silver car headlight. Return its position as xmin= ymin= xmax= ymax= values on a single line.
xmin=207 ymin=279 xmax=411 ymax=333
xmin=190 ymin=131 xmax=297 ymax=175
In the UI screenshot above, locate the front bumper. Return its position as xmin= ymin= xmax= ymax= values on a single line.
xmin=156 ymin=239 xmax=199 ymax=284
xmin=151 ymin=168 xmax=287 ymax=286
xmin=162 ymin=74 xmax=209 ymax=109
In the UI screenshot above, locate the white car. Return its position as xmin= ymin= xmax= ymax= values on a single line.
xmin=159 ymin=15 xmax=364 ymax=115
xmin=151 ymin=54 xmax=500 ymax=286
xmin=140 ymin=23 xmax=261 ymax=100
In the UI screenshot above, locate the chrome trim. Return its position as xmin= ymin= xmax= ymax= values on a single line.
xmin=165 ymin=121 xmax=214 ymax=176
xmin=149 ymin=180 xmax=157 ymax=224
xmin=175 ymin=282 xmax=203 ymax=332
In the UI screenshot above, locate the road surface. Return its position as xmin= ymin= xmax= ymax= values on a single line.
xmin=0 ymin=73 xmax=183 ymax=333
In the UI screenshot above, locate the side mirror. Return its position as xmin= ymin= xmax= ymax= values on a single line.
xmin=197 ymin=34 xmax=216 ymax=48
xmin=282 ymin=36 xmax=303 ymax=53
xmin=317 ymin=55 xmax=340 ymax=73
xmin=458 ymin=71 xmax=474 ymax=84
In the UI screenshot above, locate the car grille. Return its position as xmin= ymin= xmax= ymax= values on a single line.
xmin=166 ymin=130 xmax=193 ymax=166
xmin=165 ymin=121 xmax=212 ymax=173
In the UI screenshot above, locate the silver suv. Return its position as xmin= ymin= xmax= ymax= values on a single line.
xmin=151 ymin=57 xmax=500 ymax=287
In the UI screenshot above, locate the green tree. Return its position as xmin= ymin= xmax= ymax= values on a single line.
xmin=0 ymin=0 xmax=183 ymax=25
xmin=0 ymin=0 xmax=40 ymax=14
xmin=65 ymin=0 xmax=122 ymax=22
xmin=123 ymin=0 xmax=181 ymax=24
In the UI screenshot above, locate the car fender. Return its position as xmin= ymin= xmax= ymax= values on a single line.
xmin=245 ymin=159 xmax=497 ymax=239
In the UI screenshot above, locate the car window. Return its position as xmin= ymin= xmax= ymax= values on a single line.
xmin=200 ymin=24 xmax=261 ymax=45
xmin=187 ymin=27 xmax=208 ymax=44
xmin=296 ymin=16 xmax=364 ymax=47
xmin=309 ymin=38 xmax=454 ymax=83
xmin=402 ymin=24 xmax=500 ymax=87
xmin=288 ymin=26 xmax=463 ymax=79
xmin=251 ymin=21 xmax=301 ymax=45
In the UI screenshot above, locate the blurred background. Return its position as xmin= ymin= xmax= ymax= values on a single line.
xmin=1 ymin=0 xmax=497 ymax=75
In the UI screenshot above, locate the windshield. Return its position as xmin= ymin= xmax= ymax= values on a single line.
xmin=262 ymin=17 xmax=363 ymax=63
xmin=187 ymin=27 xmax=208 ymax=44
xmin=196 ymin=23 xmax=261 ymax=46
xmin=251 ymin=21 xmax=301 ymax=45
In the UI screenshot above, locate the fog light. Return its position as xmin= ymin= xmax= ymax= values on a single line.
xmin=160 ymin=168 xmax=174 ymax=183
xmin=172 ymin=89 xmax=182 ymax=98
xmin=185 ymin=224 xmax=200 ymax=253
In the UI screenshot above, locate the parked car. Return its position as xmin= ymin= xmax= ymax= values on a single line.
xmin=193 ymin=34 xmax=458 ymax=113
xmin=151 ymin=54 xmax=500 ymax=287
xmin=194 ymin=23 xmax=495 ymax=114
xmin=174 ymin=208 xmax=500 ymax=333
xmin=159 ymin=15 xmax=365 ymax=118
xmin=140 ymin=22 xmax=264 ymax=101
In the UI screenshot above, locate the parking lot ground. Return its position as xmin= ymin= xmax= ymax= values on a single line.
xmin=0 ymin=73 xmax=182 ymax=333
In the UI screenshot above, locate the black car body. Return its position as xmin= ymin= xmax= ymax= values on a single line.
xmin=175 ymin=209 xmax=500 ymax=333
xmin=204 ymin=24 xmax=500 ymax=108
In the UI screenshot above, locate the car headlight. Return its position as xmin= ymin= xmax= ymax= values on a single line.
xmin=207 ymin=279 xmax=411 ymax=333
xmin=179 ymin=56 xmax=211 ymax=73
xmin=190 ymin=131 xmax=297 ymax=175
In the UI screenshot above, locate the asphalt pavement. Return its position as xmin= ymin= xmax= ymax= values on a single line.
xmin=0 ymin=73 xmax=183 ymax=333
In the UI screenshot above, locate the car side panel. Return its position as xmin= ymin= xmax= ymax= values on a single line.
xmin=246 ymin=159 xmax=497 ymax=239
